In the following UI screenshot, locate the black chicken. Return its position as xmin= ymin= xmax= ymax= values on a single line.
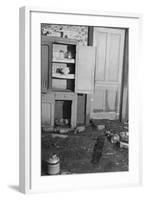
xmin=91 ymin=135 xmax=105 ymax=164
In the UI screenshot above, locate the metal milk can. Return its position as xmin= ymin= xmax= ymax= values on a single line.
xmin=47 ymin=154 xmax=60 ymax=175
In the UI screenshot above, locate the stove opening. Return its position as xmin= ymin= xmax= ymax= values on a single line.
xmin=54 ymin=100 xmax=72 ymax=127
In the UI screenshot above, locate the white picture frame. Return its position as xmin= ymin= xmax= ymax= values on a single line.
xmin=19 ymin=6 xmax=143 ymax=194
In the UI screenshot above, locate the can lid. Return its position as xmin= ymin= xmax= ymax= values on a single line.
xmin=47 ymin=154 xmax=60 ymax=164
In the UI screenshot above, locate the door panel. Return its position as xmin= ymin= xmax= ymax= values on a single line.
xmin=77 ymin=94 xmax=86 ymax=124
xmin=41 ymin=94 xmax=54 ymax=127
xmin=105 ymin=89 xmax=118 ymax=112
xmin=91 ymin=28 xmax=125 ymax=120
xmin=106 ymin=33 xmax=121 ymax=81
xmin=41 ymin=102 xmax=51 ymax=125
xmin=94 ymin=32 xmax=107 ymax=81
xmin=91 ymin=88 xmax=105 ymax=113
xmin=75 ymin=46 xmax=96 ymax=94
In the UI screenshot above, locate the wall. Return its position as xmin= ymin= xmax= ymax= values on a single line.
xmin=41 ymin=24 xmax=88 ymax=45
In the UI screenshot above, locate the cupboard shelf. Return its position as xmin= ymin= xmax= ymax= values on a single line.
xmin=52 ymin=73 xmax=75 ymax=79
xmin=52 ymin=58 xmax=75 ymax=64
xmin=41 ymin=35 xmax=95 ymax=94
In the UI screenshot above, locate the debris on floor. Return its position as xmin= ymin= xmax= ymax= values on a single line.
xmin=110 ymin=134 xmax=120 ymax=144
xmin=74 ymin=126 xmax=86 ymax=134
xmin=55 ymin=118 xmax=70 ymax=126
xmin=42 ymin=126 xmax=54 ymax=132
xmin=124 ymin=122 xmax=129 ymax=130
xmin=89 ymin=120 xmax=106 ymax=130
xmin=51 ymin=133 xmax=68 ymax=139
xmin=105 ymin=121 xmax=129 ymax=149
xmin=97 ymin=124 xmax=105 ymax=130
xmin=58 ymin=128 xmax=71 ymax=134
xmin=42 ymin=126 xmax=74 ymax=134
xmin=41 ymin=120 xmax=129 ymax=175
xmin=119 ymin=131 xmax=129 ymax=142
xmin=120 ymin=141 xmax=128 ymax=149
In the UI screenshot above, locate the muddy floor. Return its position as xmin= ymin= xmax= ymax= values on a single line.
xmin=41 ymin=120 xmax=128 ymax=175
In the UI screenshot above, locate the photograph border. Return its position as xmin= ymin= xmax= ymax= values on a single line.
xmin=19 ymin=6 xmax=143 ymax=194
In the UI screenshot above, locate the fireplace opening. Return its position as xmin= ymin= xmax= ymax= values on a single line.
xmin=54 ymin=100 xmax=72 ymax=127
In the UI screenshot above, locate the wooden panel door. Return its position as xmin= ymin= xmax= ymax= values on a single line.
xmin=90 ymin=28 xmax=125 ymax=119
xmin=75 ymin=46 xmax=96 ymax=94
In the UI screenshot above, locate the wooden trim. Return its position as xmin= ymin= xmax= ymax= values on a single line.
xmin=85 ymin=26 xmax=94 ymax=124
xmin=71 ymin=94 xmax=77 ymax=128
xmin=85 ymin=94 xmax=91 ymax=124
xmin=41 ymin=44 xmax=49 ymax=93
xmin=120 ymin=29 xmax=129 ymax=122
xmin=48 ymin=43 xmax=52 ymax=90
xmin=41 ymin=35 xmax=78 ymax=45
xmin=91 ymin=112 xmax=119 ymax=120
xmin=88 ymin=26 xmax=94 ymax=46
xmin=93 ymin=27 xmax=126 ymax=34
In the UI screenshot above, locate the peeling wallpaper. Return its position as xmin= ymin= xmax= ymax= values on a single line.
xmin=41 ymin=24 xmax=88 ymax=46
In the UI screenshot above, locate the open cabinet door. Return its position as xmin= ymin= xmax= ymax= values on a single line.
xmin=75 ymin=46 xmax=96 ymax=94
xmin=41 ymin=45 xmax=49 ymax=93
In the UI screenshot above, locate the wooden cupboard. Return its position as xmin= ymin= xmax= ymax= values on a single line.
xmin=41 ymin=36 xmax=95 ymax=94
xmin=41 ymin=36 xmax=95 ymax=128
xmin=41 ymin=92 xmax=77 ymax=128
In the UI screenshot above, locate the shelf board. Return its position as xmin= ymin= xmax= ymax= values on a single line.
xmin=52 ymin=73 xmax=75 ymax=79
xmin=52 ymin=58 xmax=75 ymax=64
xmin=51 ymin=88 xmax=74 ymax=92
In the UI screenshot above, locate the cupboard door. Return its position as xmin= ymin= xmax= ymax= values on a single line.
xmin=41 ymin=45 xmax=49 ymax=93
xmin=75 ymin=46 xmax=96 ymax=94
xmin=90 ymin=28 xmax=125 ymax=119
xmin=41 ymin=94 xmax=54 ymax=127
xmin=77 ymin=94 xmax=86 ymax=125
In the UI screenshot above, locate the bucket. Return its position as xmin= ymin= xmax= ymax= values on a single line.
xmin=47 ymin=154 xmax=60 ymax=175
